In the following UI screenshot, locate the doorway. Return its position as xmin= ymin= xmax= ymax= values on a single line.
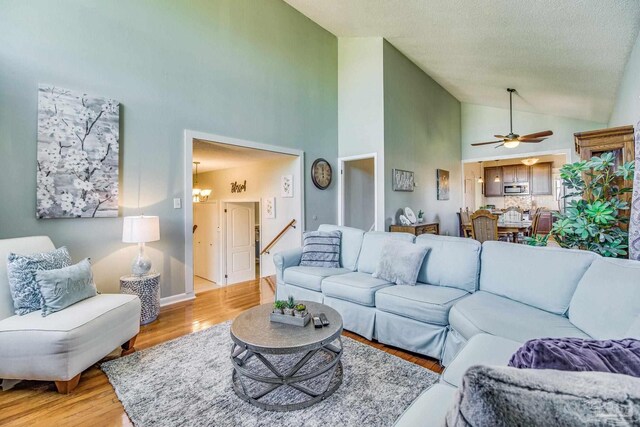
xmin=339 ymin=154 xmax=377 ymax=231
xmin=184 ymin=130 xmax=304 ymax=297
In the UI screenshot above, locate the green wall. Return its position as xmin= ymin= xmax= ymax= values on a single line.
xmin=609 ymin=31 xmax=640 ymax=127
xmin=0 ymin=0 xmax=338 ymax=297
xmin=383 ymin=41 xmax=462 ymax=236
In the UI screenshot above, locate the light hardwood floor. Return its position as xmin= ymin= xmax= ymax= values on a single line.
xmin=0 ymin=276 xmax=442 ymax=427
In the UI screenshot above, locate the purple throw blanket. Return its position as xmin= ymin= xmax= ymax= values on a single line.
xmin=508 ymin=337 xmax=640 ymax=377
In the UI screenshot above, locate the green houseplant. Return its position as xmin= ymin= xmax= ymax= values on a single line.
xmin=526 ymin=153 xmax=634 ymax=257
xmin=273 ymin=300 xmax=287 ymax=314
xmin=294 ymin=303 xmax=307 ymax=317
xmin=284 ymin=295 xmax=296 ymax=316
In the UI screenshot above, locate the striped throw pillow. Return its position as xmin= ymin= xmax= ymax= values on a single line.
xmin=299 ymin=230 xmax=341 ymax=268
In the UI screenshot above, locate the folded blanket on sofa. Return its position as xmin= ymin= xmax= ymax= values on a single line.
xmin=446 ymin=365 xmax=640 ymax=427
xmin=508 ymin=337 xmax=640 ymax=377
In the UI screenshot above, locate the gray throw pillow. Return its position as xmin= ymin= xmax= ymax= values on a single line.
xmin=445 ymin=365 xmax=640 ymax=426
xmin=299 ymin=230 xmax=341 ymax=268
xmin=373 ymin=240 xmax=428 ymax=286
xmin=6 ymin=246 xmax=71 ymax=315
xmin=36 ymin=258 xmax=97 ymax=317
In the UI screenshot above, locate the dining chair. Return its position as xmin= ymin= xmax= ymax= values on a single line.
xmin=503 ymin=206 xmax=523 ymax=222
xmin=530 ymin=211 xmax=542 ymax=237
xmin=459 ymin=208 xmax=471 ymax=237
xmin=470 ymin=210 xmax=499 ymax=243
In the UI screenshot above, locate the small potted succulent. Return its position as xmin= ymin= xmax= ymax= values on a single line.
xmin=283 ymin=296 xmax=296 ymax=316
xmin=294 ymin=303 xmax=307 ymax=318
xmin=273 ymin=300 xmax=286 ymax=314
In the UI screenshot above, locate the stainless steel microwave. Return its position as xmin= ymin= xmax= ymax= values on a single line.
xmin=503 ymin=183 xmax=530 ymax=195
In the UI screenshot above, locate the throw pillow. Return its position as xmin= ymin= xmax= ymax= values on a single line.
xmin=6 ymin=246 xmax=71 ymax=315
xmin=299 ymin=230 xmax=341 ymax=268
xmin=36 ymin=258 xmax=97 ymax=317
xmin=508 ymin=337 xmax=640 ymax=377
xmin=372 ymin=240 xmax=428 ymax=286
xmin=445 ymin=365 xmax=640 ymax=427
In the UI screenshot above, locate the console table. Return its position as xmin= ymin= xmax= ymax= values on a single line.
xmin=389 ymin=222 xmax=439 ymax=236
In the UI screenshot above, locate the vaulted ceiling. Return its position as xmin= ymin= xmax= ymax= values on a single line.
xmin=284 ymin=0 xmax=640 ymax=123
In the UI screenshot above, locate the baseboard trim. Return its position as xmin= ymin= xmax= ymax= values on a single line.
xmin=160 ymin=292 xmax=195 ymax=307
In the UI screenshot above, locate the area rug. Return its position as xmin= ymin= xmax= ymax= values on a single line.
xmin=101 ymin=322 xmax=439 ymax=427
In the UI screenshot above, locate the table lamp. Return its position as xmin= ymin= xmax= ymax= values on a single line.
xmin=122 ymin=215 xmax=160 ymax=276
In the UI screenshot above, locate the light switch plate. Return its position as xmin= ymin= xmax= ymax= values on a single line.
xmin=173 ymin=198 xmax=181 ymax=209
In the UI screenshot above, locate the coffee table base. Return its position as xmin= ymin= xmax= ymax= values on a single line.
xmin=230 ymin=337 xmax=343 ymax=412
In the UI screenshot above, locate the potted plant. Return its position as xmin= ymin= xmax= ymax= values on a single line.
xmin=273 ymin=300 xmax=286 ymax=314
xmin=524 ymin=153 xmax=634 ymax=257
xmin=417 ymin=210 xmax=424 ymax=223
xmin=294 ymin=303 xmax=307 ymax=317
xmin=284 ymin=296 xmax=295 ymax=316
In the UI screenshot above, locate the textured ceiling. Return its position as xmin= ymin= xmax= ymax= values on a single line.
xmin=193 ymin=139 xmax=294 ymax=172
xmin=284 ymin=0 xmax=640 ymax=123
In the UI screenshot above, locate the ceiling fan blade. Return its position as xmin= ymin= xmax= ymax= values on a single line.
xmin=519 ymin=130 xmax=553 ymax=140
xmin=493 ymin=134 xmax=507 ymax=139
xmin=520 ymin=140 xmax=543 ymax=143
xmin=494 ymin=143 xmax=505 ymax=149
xmin=471 ymin=141 xmax=503 ymax=146
xmin=519 ymin=137 xmax=547 ymax=142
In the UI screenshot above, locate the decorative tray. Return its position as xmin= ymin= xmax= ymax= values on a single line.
xmin=270 ymin=312 xmax=311 ymax=327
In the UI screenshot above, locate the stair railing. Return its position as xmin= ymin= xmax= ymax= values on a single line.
xmin=260 ymin=219 xmax=297 ymax=255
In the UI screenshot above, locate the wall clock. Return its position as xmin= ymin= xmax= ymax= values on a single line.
xmin=311 ymin=158 xmax=332 ymax=190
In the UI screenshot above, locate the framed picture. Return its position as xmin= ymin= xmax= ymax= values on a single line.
xmin=281 ymin=175 xmax=293 ymax=198
xmin=392 ymin=169 xmax=414 ymax=192
xmin=437 ymin=169 xmax=450 ymax=200
xmin=264 ymin=197 xmax=276 ymax=219
xmin=36 ymin=85 xmax=120 ymax=218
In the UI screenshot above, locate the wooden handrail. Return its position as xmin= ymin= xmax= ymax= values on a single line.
xmin=261 ymin=219 xmax=296 ymax=255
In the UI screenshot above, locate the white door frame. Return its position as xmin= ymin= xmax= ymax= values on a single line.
xmin=460 ymin=148 xmax=572 ymax=209
xmin=184 ymin=130 xmax=305 ymax=297
xmin=337 ymin=153 xmax=378 ymax=231
xmin=219 ymin=199 xmax=260 ymax=285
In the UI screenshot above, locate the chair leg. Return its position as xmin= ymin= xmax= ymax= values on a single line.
xmin=55 ymin=373 xmax=81 ymax=394
xmin=121 ymin=334 xmax=138 ymax=356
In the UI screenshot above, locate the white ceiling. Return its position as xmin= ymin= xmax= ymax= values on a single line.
xmin=284 ymin=0 xmax=640 ymax=123
xmin=193 ymin=139 xmax=294 ymax=172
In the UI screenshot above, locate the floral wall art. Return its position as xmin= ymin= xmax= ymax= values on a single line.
xmin=36 ymin=85 xmax=120 ymax=218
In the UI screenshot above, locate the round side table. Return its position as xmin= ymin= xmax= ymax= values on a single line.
xmin=120 ymin=273 xmax=161 ymax=325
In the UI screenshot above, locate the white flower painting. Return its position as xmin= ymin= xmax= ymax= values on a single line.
xmin=36 ymin=85 xmax=119 ymax=218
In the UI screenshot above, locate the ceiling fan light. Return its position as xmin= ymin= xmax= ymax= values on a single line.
xmin=521 ymin=158 xmax=539 ymax=166
xmin=503 ymin=139 xmax=520 ymax=149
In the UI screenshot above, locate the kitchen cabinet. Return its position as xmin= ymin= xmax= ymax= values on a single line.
xmin=530 ymin=162 xmax=552 ymax=195
xmin=502 ymin=164 xmax=529 ymax=183
xmin=483 ymin=167 xmax=502 ymax=197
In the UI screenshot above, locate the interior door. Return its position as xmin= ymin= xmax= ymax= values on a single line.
xmin=193 ymin=202 xmax=218 ymax=282
xmin=193 ymin=204 xmax=204 ymax=278
xmin=225 ymin=202 xmax=255 ymax=285
xmin=464 ymin=178 xmax=475 ymax=210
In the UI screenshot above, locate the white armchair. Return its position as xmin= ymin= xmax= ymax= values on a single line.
xmin=0 ymin=236 xmax=141 ymax=393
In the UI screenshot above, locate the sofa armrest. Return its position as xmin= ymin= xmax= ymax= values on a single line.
xmin=273 ymin=248 xmax=302 ymax=283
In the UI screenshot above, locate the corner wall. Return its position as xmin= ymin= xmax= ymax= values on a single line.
xmin=383 ymin=41 xmax=462 ymax=236
xmin=609 ymin=31 xmax=640 ymax=127
xmin=0 ymin=0 xmax=338 ymax=298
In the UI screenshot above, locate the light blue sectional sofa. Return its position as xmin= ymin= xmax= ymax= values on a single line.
xmin=275 ymin=224 xmax=640 ymax=425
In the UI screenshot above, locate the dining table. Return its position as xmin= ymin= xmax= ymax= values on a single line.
xmin=464 ymin=219 xmax=533 ymax=242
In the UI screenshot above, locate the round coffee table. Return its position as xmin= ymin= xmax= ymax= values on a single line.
xmin=230 ymin=301 xmax=343 ymax=411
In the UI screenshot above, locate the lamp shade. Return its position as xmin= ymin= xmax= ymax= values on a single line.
xmin=122 ymin=215 xmax=160 ymax=243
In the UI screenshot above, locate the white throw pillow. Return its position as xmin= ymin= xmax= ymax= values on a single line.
xmin=373 ymin=240 xmax=428 ymax=286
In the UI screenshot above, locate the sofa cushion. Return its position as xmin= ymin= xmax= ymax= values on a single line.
xmin=372 ymin=240 xmax=428 ymax=286
xmin=0 ymin=294 xmax=140 ymax=381
xmin=445 ymin=365 xmax=640 ymax=427
xmin=318 ymin=225 xmax=364 ymax=271
xmin=7 ymin=246 xmax=71 ymax=315
xmin=415 ymin=234 xmax=481 ymax=293
xmin=442 ymin=333 xmax=523 ymax=388
xmin=299 ymin=230 xmax=341 ymax=268
xmin=394 ymin=383 xmax=457 ymax=427
xmin=449 ymin=291 xmax=589 ymax=343
xmin=283 ymin=266 xmax=351 ymax=292
xmin=321 ymin=272 xmax=393 ymax=306
xmin=479 ymin=241 xmax=597 ymax=315
xmin=569 ymin=257 xmax=640 ymax=339
xmin=376 ymin=284 xmax=468 ymax=325
xmin=37 ymin=258 xmax=97 ymax=316
xmin=357 ymin=232 xmax=415 ymax=274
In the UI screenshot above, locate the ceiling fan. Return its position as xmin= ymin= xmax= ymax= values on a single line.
xmin=471 ymin=88 xmax=553 ymax=149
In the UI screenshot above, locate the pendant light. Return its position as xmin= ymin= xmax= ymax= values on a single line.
xmin=493 ymin=160 xmax=500 ymax=183
xmin=192 ymin=162 xmax=212 ymax=202
xmin=477 ymin=161 xmax=484 ymax=183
